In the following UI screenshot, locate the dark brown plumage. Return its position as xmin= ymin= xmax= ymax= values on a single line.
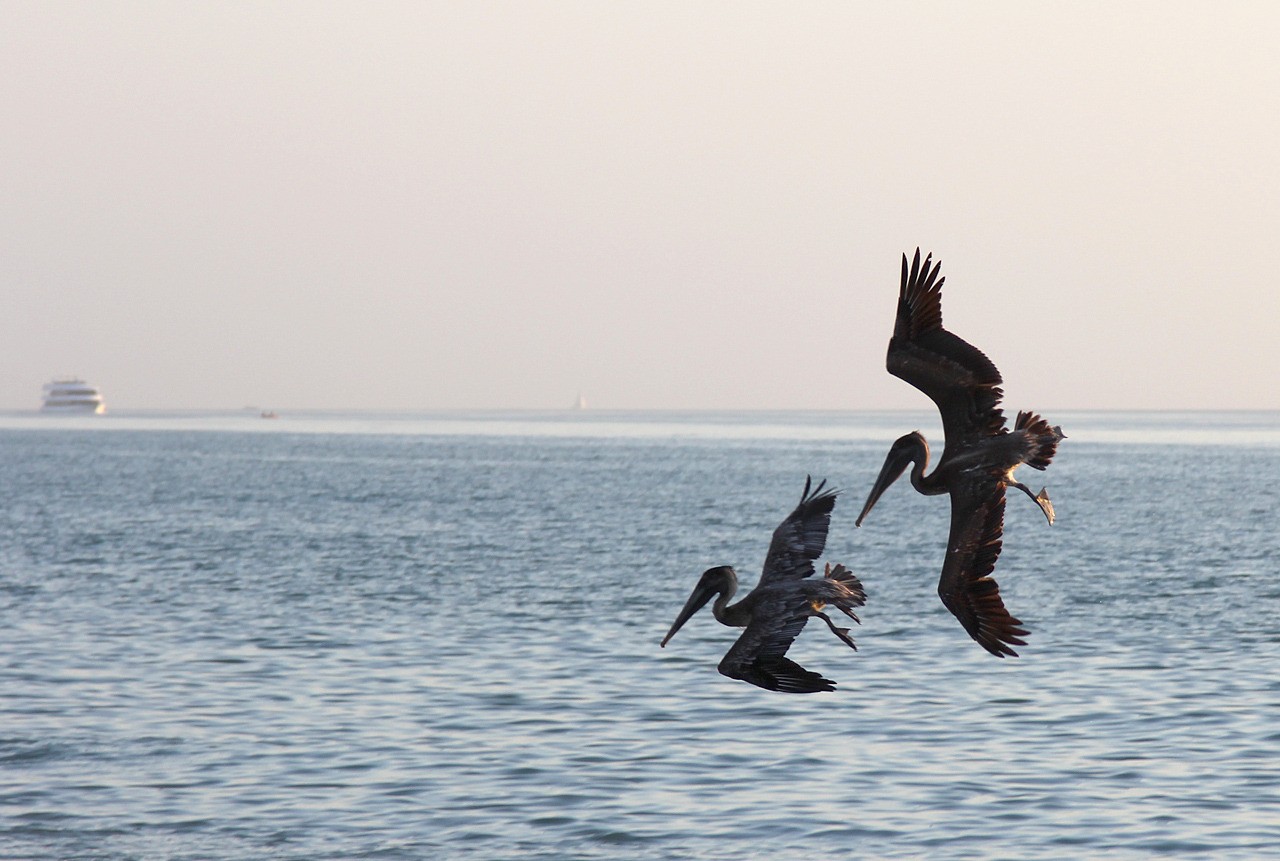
xmin=661 ymin=477 xmax=866 ymax=692
xmin=857 ymin=249 xmax=1064 ymax=657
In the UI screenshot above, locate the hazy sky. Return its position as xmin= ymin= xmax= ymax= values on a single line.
xmin=3 ymin=2 xmax=1278 ymax=411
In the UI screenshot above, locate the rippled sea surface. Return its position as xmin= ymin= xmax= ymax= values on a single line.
xmin=2 ymin=410 xmax=1278 ymax=860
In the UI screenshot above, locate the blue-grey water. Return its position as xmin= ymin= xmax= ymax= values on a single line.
xmin=2 ymin=409 xmax=1278 ymax=860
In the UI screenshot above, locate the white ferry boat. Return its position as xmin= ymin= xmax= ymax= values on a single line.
xmin=41 ymin=378 xmax=106 ymax=414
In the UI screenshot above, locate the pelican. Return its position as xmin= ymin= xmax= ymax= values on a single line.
xmin=857 ymin=249 xmax=1064 ymax=657
xmin=660 ymin=477 xmax=866 ymax=693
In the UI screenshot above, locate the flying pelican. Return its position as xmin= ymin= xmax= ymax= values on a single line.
xmin=660 ymin=477 xmax=866 ymax=693
xmin=856 ymin=249 xmax=1064 ymax=657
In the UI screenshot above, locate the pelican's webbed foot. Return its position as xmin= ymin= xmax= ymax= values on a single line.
xmin=814 ymin=610 xmax=858 ymax=651
xmin=1011 ymin=481 xmax=1056 ymax=525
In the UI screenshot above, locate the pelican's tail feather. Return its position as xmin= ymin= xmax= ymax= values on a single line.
xmin=1014 ymin=410 xmax=1064 ymax=471
xmin=823 ymin=562 xmax=866 ymax=620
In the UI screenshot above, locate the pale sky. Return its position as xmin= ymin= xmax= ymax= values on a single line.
xmin=3 ymin=2 xmax=1277 ymax=411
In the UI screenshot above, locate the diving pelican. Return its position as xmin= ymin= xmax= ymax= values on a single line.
xmin=857 ymin=249 xmax=1064 ymax=657
xmin=660 ymin=477 xmax=866 ymax=693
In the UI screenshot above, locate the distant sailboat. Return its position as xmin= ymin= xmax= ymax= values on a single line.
xmin=42 ymin=378 xmax=106 ymax=414
xmin=573 ymin=392 xmax=588 ymax=410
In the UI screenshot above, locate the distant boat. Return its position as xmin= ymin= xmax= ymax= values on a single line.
xmin=260 ymin=411 xmax=279 ymax=420
xmin=573 ymin=393 xmax=587 ymax=410
xmin=41 ymin=378 xmax=106 ymax=414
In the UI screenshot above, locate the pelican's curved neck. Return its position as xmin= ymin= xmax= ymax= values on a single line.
xmin=907 ymin=436 xmax=939 ymax=493
xmin=709 ymin=572 xmax=739 ymax=626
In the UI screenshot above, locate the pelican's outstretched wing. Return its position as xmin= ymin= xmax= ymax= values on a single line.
xmin=757 ymin=476 xmax=839 ymax=587
xmin=718 ymin=603 xmax=834 ymax=693
xmin=886 ymin=249 xmax=1007 ymax=452
xmin=936 ymin=486 xmax=1028 ymax=657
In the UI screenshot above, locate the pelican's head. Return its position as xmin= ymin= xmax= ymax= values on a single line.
xmin=856 ymin=431 xmax=928 ymax=527
xmin=660 ymin=565 xmax=735 ymax=648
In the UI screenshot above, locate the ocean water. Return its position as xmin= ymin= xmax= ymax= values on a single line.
xmin=1 ymin=409 xmax=1278 ymax=860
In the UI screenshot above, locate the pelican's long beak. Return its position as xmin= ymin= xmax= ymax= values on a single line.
xmin=856 ymin=444 xmax=913 ymax=527
xmin=660 ymin=582 xmax=715 ymax=647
